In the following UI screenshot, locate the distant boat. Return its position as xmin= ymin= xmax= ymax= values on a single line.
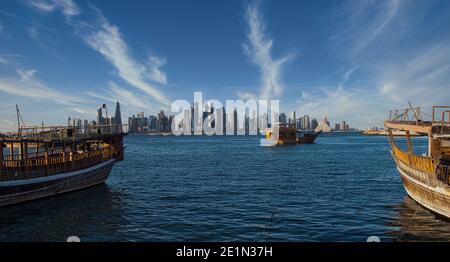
xmin=385 ymin=104 xmax=450 ymax=218
xmin=296 ymin=130 xmax=321 ymax=144
xmin=264 ymin=123 xmax=297 ymax=146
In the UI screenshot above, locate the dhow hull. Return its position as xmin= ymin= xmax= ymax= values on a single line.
xmin=395 ymin=158 xmax=450 ymax=219
xmin=0 ymin=159 xmax=115 ymax=207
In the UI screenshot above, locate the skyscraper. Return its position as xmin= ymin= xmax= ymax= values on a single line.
xmin=311 ymin=118 xmax=319 ymax=130
xmin=148 ymin=115 xmax=158 ymax=132
xmin=302 ymin=115 xmax=310 ymax=130
xmin=113 ymin=102 xmax=121 ymax=132
xmin=341 ymin=121 xmax=346 ymax=132
xmin=279 ymin=113 xmax=287 ymax=124
xmin=334 ymin=123 xmax=340 ymax=131
xmin=84 ymin=119 xmax=89 ymax=133
xmin=97 ymin=107 xmax=104 ymax=133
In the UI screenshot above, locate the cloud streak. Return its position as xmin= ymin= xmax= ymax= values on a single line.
xmin=0 ymin=68 xmax=82 ymax=106
xmin=379 ymin=41 xmax=450 ymax=106
xmin=86 ymin=82 xmax=161 ymax=114
xmin=297 ymin=84 xmax=392 ymax=128
xmin=83 ymin=13 xmax=171 ymax=106
xmin=243 ymin=1 xmax=295 ymax=100
xmin=147 ymin=54 xmax=167 ymax=85
xmin=0 ymin=56 xmax=8 ymax=65
xmin=27 ymin=0 xmax=80 ymax=18
xmin=330 ymin=0 xmax=403 ymax=58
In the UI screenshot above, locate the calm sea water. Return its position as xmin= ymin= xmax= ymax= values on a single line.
xmin=1 ymin=133 xmax=450 ymax=242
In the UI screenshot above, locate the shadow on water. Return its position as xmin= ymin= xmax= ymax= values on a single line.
xmin=386 ymin=196 xmax=450 ymax=241
xmin=0 ymin=184 xmax=127 ymax=242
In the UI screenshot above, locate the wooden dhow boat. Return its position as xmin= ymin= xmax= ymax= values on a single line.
xmin=0 ymin=115 xmax=126 ymax=207
xmin=264 ymin=123 xmax=297 ymax=146
xmin=385 ymin=105 xmax=450 ymax=218
xmin=296 ymin=130 xmax=321 ymax=144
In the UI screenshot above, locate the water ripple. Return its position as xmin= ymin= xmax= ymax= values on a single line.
xmin=0 ymin=134 xmax=448 ymax=241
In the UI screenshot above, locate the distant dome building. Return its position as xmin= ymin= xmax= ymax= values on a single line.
xmin=314 ymin=115 xmax=332 ymax=132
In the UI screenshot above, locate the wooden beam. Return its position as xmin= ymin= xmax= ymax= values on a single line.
xmin=62 ymin=140 xmax=66 ymax=171
xmin=44 ymin=142 xmax=49 ymax=176
xmin=0 ymin=142 xmax=3 ymax=174
xmin=406 ymin=131 xmax=413 ymax=153
xmin=384 ymin=121 xmax=432 ymax=134
xmin=9 ymin=142 xmax=13 ymax=160
xmin=70 ymin=142 xmax=75 ymax=169
xmin=429 ymin=135 xmax=433 ymax=157
xmin=24 ymin=142 xmax=28 ymax=175
xmin=19 ymin=142 xmax=24 ymax=173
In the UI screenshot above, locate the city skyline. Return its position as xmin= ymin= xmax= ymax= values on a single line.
xmin=126 ymin=105 xmax=358 ymax=134
xmin=1 ymin=0 xmax=450 ymax=131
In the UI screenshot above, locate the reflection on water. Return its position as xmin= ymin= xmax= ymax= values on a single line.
xmin=0 ymin=185 xmax=127 ymax=242
xmin=387 ymin=196 xmax=450 ymax=241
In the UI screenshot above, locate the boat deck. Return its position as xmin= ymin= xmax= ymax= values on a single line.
xmin=0 ymin=125 xmax=126 ymax=182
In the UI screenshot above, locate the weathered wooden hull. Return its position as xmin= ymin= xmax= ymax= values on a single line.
xmin=394 ymin=157 xmax=450 ymax=219
xmin=296 ymin=137 xmax=317 ymax=143
xmin=0 ymin=159 xmax=115 ymax=207
xmin=296 ymin=135 xmax=319 ymax=144
xmin=296 ymin=131 xmax=321 ymax=144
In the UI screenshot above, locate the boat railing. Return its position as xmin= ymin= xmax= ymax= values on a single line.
xmin=432 ymin=106 xmax=450 ymax=125
xmin=392 ymin=144 xmax=435 ymax=174
xmin=1 ymin=147 xmax=69 ymax=161
xmin=388 ymin=106 xmax=427 ymax=123
xmin=0 ymin=145 xmax=115 ymax=182
xmin=386 ymin=107 xmax=432 ymax=135
xmin=436 ymin=164 xmax=450 ymax=185
xmin=432 ymin=106 xmax=450 ymax=136
xmin=1 ymin=124 xmax=128 ymax=142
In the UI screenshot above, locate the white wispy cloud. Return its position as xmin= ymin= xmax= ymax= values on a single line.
xmin=330 ymin=0 xmax=403 ymax=58
xmin=0 ymin=56 xmax=8 ymax=65
xmin=341 ymin=64 xmax=360 ymax=86
xmin=69 ymin=107 xmax=95 ymax=115
xmin=298 ymin=37 xmax=450 ymax=128
xmin=26 ymin=26 xmax=41 ymax=45
xmin=28 ymin=0 xmax=57 ymax=13
xmin=25 ymin=24 xmax=60 ymax=54
xmin=86 ymin=82 xmax=161 ymax=114
xmin=23 ymin=1 xmax=169 ymax=113
xmin=147 ymin=54 xmax=167 ymax=85
xmin=0 ymin=118 xmax=15 ymax=132
xmin=313 ymin=0 xmax=447 ymax=128
xmin=83 ymin=13 xmax=170 ymax=106
xmin=379 ymin=41 xmax=450 ymax=106
xmin=297 ymin=85 xmax=393 ymax=128
xmin=0 ymin=68 xmax=82 ymax=106
xmin=27 ymin=0 xmax=80 ymax=18
xmin=298 ymin=87 xmax=365 ymax=119
xmin=53 ymin=0 xmax=80 ymax=17
xmin=243 ymin=1 xmax=296 ymax=100
xmin=236 ymin=90 xmax=258 ymax=100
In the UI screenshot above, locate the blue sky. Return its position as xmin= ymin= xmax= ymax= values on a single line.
xmin=1 ymin=0 xmax=450 ymax=130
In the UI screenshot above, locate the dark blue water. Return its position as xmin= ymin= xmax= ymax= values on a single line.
xmin=1 ymin=133 xmax=450 ymax=242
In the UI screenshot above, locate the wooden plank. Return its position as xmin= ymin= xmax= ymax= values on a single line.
xmin=24 ymin=142 xmax=28 ymax=175
xmin=406 ymin=131 xmax=413 ymax=153
xmin=384 ymin=121 xmax=432 ymax=134
xmin=0 ymin=142 xmax=3 ymax=173
xmin=45 ymin=142 xmax=49 ymax=176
